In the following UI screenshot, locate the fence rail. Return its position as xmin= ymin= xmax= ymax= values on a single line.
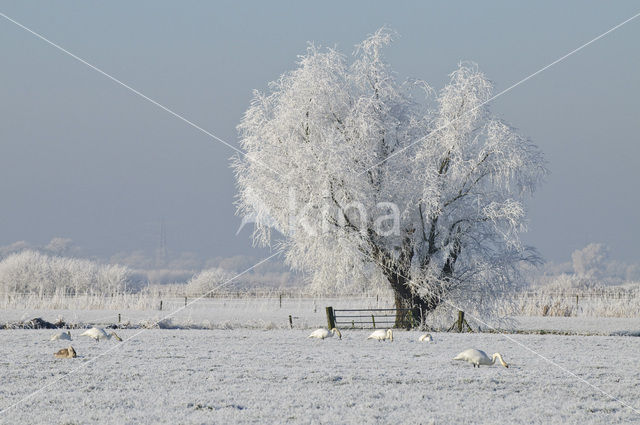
xmin=0 ymin=290 xmax=385 ymax=299
xmin=3 ymin=287 xmax=640 ymax=299
xmin=518 ymin=291 xmax=639 ymax=299
xmin=327 ymin=306 xmax=416 ymax=329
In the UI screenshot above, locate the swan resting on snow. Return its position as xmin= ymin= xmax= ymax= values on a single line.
xmin=81 ymin=327 xmax=123 ymax=342
xmin=453 ymin=348 xmax=509 ymax=368
xmin=419 ymin=333 xmax=433 ymax=342
xmin=368 ymin=329 xmax=393 ymax=341
xmin=308 ymin=328 xmax=342 ymax=340
xmin=54 ymin=345 xmax=76 ymax=358
xmin=50 ymin=331 xmax=72 ymax=341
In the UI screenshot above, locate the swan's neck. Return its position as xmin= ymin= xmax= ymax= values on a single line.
xmin=492 ymin=353 xmax=508 ymax=367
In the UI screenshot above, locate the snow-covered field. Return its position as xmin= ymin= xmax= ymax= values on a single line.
xmin=2 ymin=297 xmax=640 ymax=424
xmin=4 ymin=296 xmax=640 ymax=335
xmin=1 ymin=329 xmax=640 ymax=424
xmin=0 ymin=297 xmax=389 ymax=331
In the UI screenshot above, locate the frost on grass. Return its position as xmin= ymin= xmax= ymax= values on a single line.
xmin=1 ymin=329 xmax=639 ymax=424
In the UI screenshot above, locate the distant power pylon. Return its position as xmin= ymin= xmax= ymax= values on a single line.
xmin=157 ymin=218 xmax=168 ymax=267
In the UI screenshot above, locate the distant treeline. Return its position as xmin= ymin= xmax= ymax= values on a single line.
xmin=0 ymin=250 xmax=303 ymax=297
xmin=0 ymin=250 xmax=136 ymax=295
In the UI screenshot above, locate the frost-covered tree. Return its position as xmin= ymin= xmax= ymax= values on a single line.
xmin=233 ymin=28 xmax=546 ymax=326
xmin=571 ymin=243 xmax=609 ymax=279
xmin=185 ymin=267 xmax=233 ymax=296
xmin=45 ymin=237 xmax=74 ymax=255
xmin=0 ymin=250 xmax=133 ymax=295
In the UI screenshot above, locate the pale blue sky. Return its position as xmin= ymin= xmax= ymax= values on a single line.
xmin=1 ymin=1 xmax=639 ymax=263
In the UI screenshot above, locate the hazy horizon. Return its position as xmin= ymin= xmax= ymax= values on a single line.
xmin=1 ymin=1 xmax=639 ymax=266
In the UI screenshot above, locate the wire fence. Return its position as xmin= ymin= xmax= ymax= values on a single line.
xmin=3 ymin=287 xmax=640 ymax=318
xmin=0 ymin=290 xmax=394 ymax=315
xmin=0 ymin=289 xmax=371 ymax=297
xmin=518 ymin=289 xmax=640 ymax=300
xmin=3 ymin=288 xmax=640 ymax=302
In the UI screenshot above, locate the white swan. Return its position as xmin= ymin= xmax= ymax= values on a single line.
xmin=367 ymin=329 xmax=393 ymax=341
xmin=308 ymin=328 xmax=342 ymax=340
xmin=453 ymin=348 xmax=509 ymax=368
xmin=418 ymin=333 xmax=433 ymax=342
xmin=50 ymin=331 xmax=72 ymax=341
xmin=54 ymin=345 xmax=76 ymax=358
xmin=81 ymin=327 xmax=122 ymax=342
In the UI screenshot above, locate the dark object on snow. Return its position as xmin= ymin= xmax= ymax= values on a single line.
xmin=54 ymin=345 xmax=77 ymax=358
xmin=26 ymin=317 xmax=58 ymax=329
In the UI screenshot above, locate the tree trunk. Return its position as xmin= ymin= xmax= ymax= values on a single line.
xmin=373 ymin=232 xmax=442 ymax=328
xmin=388 ymin=274 xmax=435 ymax=329
xmin=393 ymin=288 xmax=436 ymax=329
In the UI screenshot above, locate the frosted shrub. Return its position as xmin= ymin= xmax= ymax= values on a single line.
xmin=0 ymin=250 xmax=133 ymax=296
xmin=572 ymin=243 xmax=609 ymax=279
xmin=185 ymin=267 xmax=233 ymax=297
xmin=96 ymin=264 xmax=132 ymax=293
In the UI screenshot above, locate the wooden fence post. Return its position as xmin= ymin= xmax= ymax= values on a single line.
xmin=185 ymin=297 xmax=187 ymax=307
xmin=289 ymin=315 xmax=293 ymax=329
xmin=457 ymin=310 xmax=464 ymax=333
xmin=371 ymin=314 xmax=376 ymax=329
xmin=118 ymin=313 xmax=121 ymax=323
xmin=326 ymin=306 xmax=336 ymax=329
xmin=160 ymin=300 xmax=163 ymax=311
